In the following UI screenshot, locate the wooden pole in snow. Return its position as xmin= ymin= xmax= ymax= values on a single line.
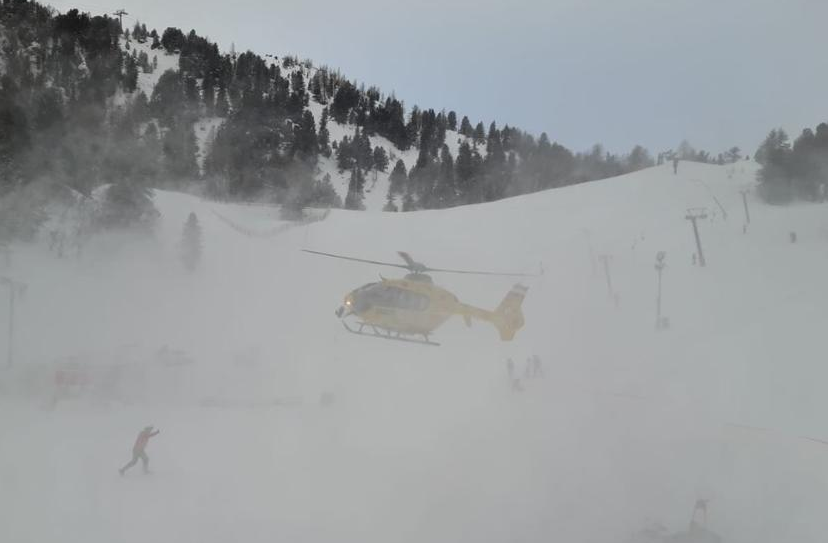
xmin=739 ymin=189 xmax=751 ymax=225
xmin=1 ymin=276 xmax=25 ymax=368
xmin=598 ymin=254 xmax=614 ymax=302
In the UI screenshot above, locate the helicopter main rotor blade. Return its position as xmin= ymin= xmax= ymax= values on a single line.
xmin=305 ymin=249 xmax=538 ymax=277
xmin=423 ymin=266 xmax=538 ymax=277
xmin=302 ymin=249 xmax=410 ymax=270
xmin=397 ymin=251 xmax=418 ymax=268
xmin=397 ymin=251 xmax=426 ymax=273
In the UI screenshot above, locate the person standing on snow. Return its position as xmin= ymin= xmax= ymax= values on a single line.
xmin=120 ymin=426 xmax=160 ymax=475
xmin=532 ymin=354 xmax=543 ymax=378
xmin=506 ymin=358 xmax=515 ymax=380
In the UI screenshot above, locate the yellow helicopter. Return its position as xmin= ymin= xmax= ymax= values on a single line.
xmin=303 ymin=250 xmax=532 ymax=346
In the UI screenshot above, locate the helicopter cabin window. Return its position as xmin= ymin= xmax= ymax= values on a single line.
xmin=395 ymin=287 xmax=430 ymax=311
xmin=369 ymin=285 xmax=429 ymax=310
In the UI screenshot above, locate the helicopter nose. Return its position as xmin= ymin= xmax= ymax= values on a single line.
xmin=335 ymin=306 xmax=345 ymax=318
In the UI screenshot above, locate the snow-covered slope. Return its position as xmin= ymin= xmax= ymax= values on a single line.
xmin=2 ymin=161 xmax=827 ymax=543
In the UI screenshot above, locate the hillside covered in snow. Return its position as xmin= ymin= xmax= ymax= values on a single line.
xmin=3 ymin=2 xmax=828 ymax=543
xmin=0 ymin=1 xmax=747 ymax=221
xmin=2 ymin=158 xmax=828 ymax=542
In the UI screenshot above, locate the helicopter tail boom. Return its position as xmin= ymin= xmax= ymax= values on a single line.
xmin=457 ymin=284 xmax=528 ymax=341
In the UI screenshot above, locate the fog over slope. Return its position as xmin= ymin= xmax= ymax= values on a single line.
xmin=2 ymin=161 xmax=828 ymax=542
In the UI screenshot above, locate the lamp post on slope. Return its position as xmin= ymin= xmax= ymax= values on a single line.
xmin=598 ymin=253 xmax=618 ymax=307
xmin=654 ymin=251 xmax=669 ymax=330
xmin=739 ymin=188 xmax=751 ymax=226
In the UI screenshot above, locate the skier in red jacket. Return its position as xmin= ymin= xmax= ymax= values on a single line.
xmin=119 ymin=426 xmax=159 ymax=476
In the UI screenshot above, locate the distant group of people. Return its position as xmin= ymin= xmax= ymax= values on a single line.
xmin=505 ymin=354 xmax=543 ymax=391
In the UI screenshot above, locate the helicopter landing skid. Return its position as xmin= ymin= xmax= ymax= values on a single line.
xmin=342 ymin=321 xmax=440 ymax=346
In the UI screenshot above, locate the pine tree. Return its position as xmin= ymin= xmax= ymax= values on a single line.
xmin=757 ymin=128 xmax=793 ymax=203
xmin=310 ymin=72 xmax=325 ymax=103
xmin=132 ymin=21 xmax=144 ymax=42
xmin=215 ymin=85 xmax=229 ymax=116
xmin=351 ymin=127 xmax=372 ymax=171
xmin=184 ymin=76 xmax=199 ymax=107
xmin=383 ymin=188 xmax=398 ymax=212
xmin=406 ymin=106 xmax=422 ymax=147
xmin=287 ymin=71 xmax=307 ymax=118
xmin=626 ymin=145 xmax=653 ymax=172
xmin=433 ymin=144 xmax=456 ymax=208
xmin=447 ymin=111 xmax=457 ymax=131
xmin=436 ymin=111 xmax=447 ymax=149
xmin=99 ymin=181 xmax=158 ymax=229
xmin=161 ymin=27 xmax=186 ymax=53
xmin=331 ymin=81 xmax=360 ymax=123
xmin=676 ymin=140 xmax=695 ymax=160
xmin=460 ymin=116 xmax=472 ymax=136
xmin=344 ymin=167 xmax=365 ymax=210
xmin=724 ymin=146 xmax=741 ymax=163
xmin=373 ymin=146 xmax=389 ymax=172
xmin=32 ymin=87 xmax=64 ymax=131
xmin=151 ymin=70 xmax=185 ymax=126
xmin=389 ymin=158 xmax=407 ymax=195
xmin=485 ymin=121 xmax=505 ymax=164
xmin=455 ymin=141 xmax=475 ymax=199
xmin=138 ymin=50 xmax=150 ymax=73
xmin=409 ymin=145 xmax=438 ymax=207
xmin=501 ymin=125 xmax=513 ymax=152
xmin=313 ymin=173 xmax=342 ymax=208
xmin=180 ymin=212 xmax=202 ymax=272
xmin=401 ymin=188 xmax=415 ymax=211
xmin=162 ymin=119 xmax=199 ymax=181
xmin=318 ymin=107 xmax=331 ymax=157
xmin=473 ymin=122 xmax=486 ymax=145
xmin=468 ymin=145 xmax=484 ymax=202
xmin=293 ymin=110 xmax=318 ymax=160
xmin=336 ymin=136 xmax=353 ymax=171
xmin=0 ymin=85 xmax=30 ymax=196
xmin=202 ymin=75 xmax=215 ymax=116
xmin=124 ymin=54 xmax=139 ymax=93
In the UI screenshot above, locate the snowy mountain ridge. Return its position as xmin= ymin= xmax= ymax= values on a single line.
xmin=116 ymin=35 xmax=478 ymax=211
xmin=1 ymin=1 xmax=687 ymax=220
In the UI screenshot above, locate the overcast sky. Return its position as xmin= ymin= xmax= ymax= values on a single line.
xmin=48 ymin=0 xmax=828 ymax=156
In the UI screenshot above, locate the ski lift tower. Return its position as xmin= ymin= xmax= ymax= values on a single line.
xmin=1 ymin=276 xmax=27 ymax=368
xmin=113 ymin=9 xmax=128 ymax=29
xmin=685 ymin=208 xmax=708 ymax=267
